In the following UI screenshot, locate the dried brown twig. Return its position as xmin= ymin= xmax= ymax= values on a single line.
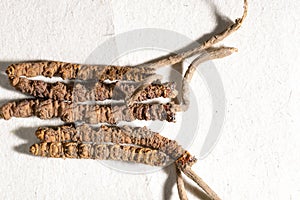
xmin=179 ymin=46 xmax=237 ymax=112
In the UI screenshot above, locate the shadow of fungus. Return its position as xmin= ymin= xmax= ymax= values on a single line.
xmin=12 ymin=126 xmax=41 ymax=156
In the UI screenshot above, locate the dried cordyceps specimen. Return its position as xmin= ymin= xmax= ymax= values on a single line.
xmin=6 ymin=61 xmax=156 ymax=81
xmin=9 ymin=76 xmax=177 ymax=101
xmin=0 ymin=99 xmax=176 ymax=123
xmin=0 ymin=47 xmax=236 ymax=126
xmin=33 ymin=123 xmax=220 ymax=199
xmin=35 ymin=124 xmax=186 ymax=160
xmin=1 ymin=1 xmax=248 ymax=199
xmin=29 ymin=142 xmax=168 ymax=166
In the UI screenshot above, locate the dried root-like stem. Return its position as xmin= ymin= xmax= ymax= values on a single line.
xmin=29 ymin=142 xmax=169 ymax=166
xmin=180 ymin=166 xmax=221 ymax=200
xmin=0 ymin=99 xmax=176 ymax=123
xmin=179 ymin=47 xmax=237 ymax=112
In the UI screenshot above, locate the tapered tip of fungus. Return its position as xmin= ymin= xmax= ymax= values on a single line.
xmin=6 ymin=65 xmax=15 ymax=77
xmin=230 ymin=47 xmax=239 ymax=53
xmin=29 ymin=144 xmax=39 ymax=156
xmin=35 ymin=128 xmax=45 ymax=141
xmin=171 ymin=90 xmax=178 ymax=98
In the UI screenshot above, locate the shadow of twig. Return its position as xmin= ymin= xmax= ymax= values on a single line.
xmin=160 ymin=3 xmax=229 ymax=198
xmin=138 ymin=2 xmax=233 ymax=67
xmin=163 ymin=164 xmax=177 ymax=200
xmin=184 ymin=179 xmax=212 ymax=200
xmin=192 ymin=1 xmax=233 ymax=48
xmin=162 ymin=164 xmax=214 ymax=200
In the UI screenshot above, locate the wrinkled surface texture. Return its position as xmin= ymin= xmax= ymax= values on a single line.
xmin=0 ymin=0 xmax=299 ymax=200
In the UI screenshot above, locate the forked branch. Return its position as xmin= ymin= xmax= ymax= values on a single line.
xmin=141 ymin=0 xmax=248 ymax=69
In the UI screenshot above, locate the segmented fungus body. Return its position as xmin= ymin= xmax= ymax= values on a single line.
xmin=35 ymin=124 xmax=186 ymax=160
xmin=30 ymin=142 xmax=168 ymax=166
xmin=6 ymin=61 xmax=155 ymax=81
xmin=0 ymin=99 xmax=176 ymax=123
xmin=10 ymin=77 xmax=177 ymax=101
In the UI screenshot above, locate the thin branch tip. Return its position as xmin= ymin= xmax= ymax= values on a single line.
xmin=240 ymin=0 xmax=248 ymax=23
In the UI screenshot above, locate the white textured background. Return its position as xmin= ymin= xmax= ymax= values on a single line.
xmin=0 ymin=0 xmax=299 ymax=199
